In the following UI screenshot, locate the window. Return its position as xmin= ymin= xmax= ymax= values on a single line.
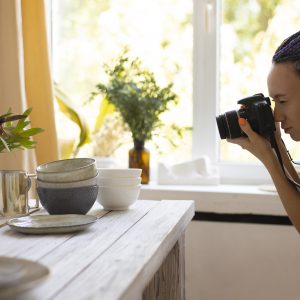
xmin=194 ymin=0 xmax=300 ymax=184
xmin=51 ymin=0 xmax=193 ymax=169
xmin=51 ymin=0 xmax=300 ymax=184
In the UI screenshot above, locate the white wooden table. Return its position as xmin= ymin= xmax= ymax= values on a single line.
xmin=0 ymin=200 xmax=194 ymax=300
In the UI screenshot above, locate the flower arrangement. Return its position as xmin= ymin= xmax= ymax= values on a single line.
xmin=0 ymin=108 xmax=44 ymax=153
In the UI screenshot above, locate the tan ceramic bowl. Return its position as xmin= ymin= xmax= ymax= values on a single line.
xmin=37 ymin=158 xmax=97 ymax=183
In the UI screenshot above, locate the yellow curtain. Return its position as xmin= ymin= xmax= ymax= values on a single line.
xmin=0 ymin=0 xmax=59 ymax=171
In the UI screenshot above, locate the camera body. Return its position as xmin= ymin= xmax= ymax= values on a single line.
xmin=216 ymin=93 xmax=276 ymax=139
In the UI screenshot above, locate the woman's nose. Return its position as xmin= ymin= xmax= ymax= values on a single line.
xmin=273 ymin=106 xmax=284 ymax=122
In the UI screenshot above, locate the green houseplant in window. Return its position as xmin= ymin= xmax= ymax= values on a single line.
xmin=90 ymin=51 xmax=179 ymax=184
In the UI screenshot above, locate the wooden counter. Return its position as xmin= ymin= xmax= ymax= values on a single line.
xmin=0 ymin=200 xmax=194 ymax=300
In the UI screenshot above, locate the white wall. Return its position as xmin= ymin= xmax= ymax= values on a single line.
xmin=140 ymin=185 xmax=300 ymax=300
xmin=186 ymin=220 xmax=300 ymax=300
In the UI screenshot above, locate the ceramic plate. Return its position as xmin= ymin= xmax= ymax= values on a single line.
xmin=7 ymin=214 xmax=97 ymax=234
xmin=0 ymin=256 xmax=49 ymax=299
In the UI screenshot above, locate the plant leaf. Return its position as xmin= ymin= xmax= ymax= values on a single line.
xmin=93 ymin=95 xmax=115 ymax=132
xmin=20 ymin=128 xmax=44 ymax=137
xmin=0 ymin=136 xmax=11 ymax=152
xmin=54 ymin=83 xmax=91 ymax=152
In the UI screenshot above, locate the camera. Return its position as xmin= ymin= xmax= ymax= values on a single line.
xmin=216 ymin=93 xmax=276 ymax=139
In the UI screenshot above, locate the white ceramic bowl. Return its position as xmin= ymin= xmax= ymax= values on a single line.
xmin=97 ymin=176 xmax=141 ymax=186
xmin=97 ymin=168 xmax=142 ymax=178
xmin=97 ymin=185 xmax=141 ymax=210
xmin=36 ymin=175 xmax=98 ymax=189
xmin=37 ymin=158 xmax=97 ymax=183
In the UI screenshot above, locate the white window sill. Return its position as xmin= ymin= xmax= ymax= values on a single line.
xmin=140 ymin=183 xmax=286 ymax=216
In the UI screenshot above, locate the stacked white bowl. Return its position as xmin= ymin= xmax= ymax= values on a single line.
xmin=97 ymin=168 xmax=142 ymax=210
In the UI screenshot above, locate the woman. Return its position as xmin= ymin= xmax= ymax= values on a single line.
xmin=229 ymin=31 xmax=300 ymax=233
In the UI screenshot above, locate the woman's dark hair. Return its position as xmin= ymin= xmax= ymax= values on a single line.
xmin=272 ymin=31 xmax=300 ymax=71
xmin=272 ymin=31 xmax=300 ymax=73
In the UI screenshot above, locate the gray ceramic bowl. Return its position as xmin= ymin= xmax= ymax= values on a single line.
xmin=36 ymin=158 xmax=97 ymax=183
xmin=37 ymin=185 xmax=98 ymax=215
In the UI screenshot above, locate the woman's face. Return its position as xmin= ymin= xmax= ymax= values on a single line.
xmin=267 ymin=62 xmax=300 ymax=141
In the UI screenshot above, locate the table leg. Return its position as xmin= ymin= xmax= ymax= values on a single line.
xmin=143 ymin=234 xmax=185 ymax=300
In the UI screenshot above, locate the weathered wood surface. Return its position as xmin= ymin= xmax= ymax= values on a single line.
xmin=0 ymin=200 xmax=194 ymax=300
xmin=143 ymin=234 xmax=186 ymax=300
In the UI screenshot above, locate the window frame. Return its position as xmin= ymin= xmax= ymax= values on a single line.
xmin=193 ymin=0 xmax=272 ymax=185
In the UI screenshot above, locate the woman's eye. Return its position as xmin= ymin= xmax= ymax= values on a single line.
xmin=271 ymin=98 xmax=286 ymax=105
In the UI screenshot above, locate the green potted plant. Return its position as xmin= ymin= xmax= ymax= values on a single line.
xmin=90 ymin=51 xmax=179 ymax=184
xmin=0 ymin=108 xmax=44 ymax=153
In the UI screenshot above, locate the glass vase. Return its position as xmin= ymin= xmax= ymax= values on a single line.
xmin=129 ymin=139 xmax=150 ymax=184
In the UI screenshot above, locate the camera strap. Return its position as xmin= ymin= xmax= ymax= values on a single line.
xmin=270 ymin=133 xmax=300 ymax=189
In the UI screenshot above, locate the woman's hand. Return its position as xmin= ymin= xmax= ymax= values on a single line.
xmin=227 ymin=118 xmax=276 ymax=164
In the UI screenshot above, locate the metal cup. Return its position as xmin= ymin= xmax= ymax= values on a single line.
xmin=0 ymin=170 xmax=37 ymax=217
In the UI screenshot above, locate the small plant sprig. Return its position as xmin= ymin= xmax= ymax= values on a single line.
xmin=0 ymin=108 xmax=44 ymax=153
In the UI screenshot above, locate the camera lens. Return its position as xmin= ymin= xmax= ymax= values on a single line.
xmin=216 ymin=110 xmax=243 ymax=139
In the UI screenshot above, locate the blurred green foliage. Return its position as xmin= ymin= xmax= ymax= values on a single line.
xmin=223 ymin=0 xmax=282 ymax=63
xmin=0 ymin=108 xmax=44 ymax=153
